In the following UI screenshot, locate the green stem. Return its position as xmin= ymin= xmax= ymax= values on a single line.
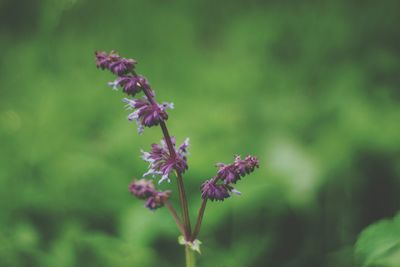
xmin=185 ymin=245 xmax=196 ymax=267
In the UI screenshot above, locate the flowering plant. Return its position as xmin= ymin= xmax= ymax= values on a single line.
xmin=95 ymin=50 xmax=259 ymax=266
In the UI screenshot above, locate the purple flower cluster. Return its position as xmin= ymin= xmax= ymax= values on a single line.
xmin=108 ymin=76 xmax=145 ymax=96
xmin=129 ymin=179 xmax=171 ymax=210
xmin=95 ymin=50 xmax=261 ymax=245
xmin=200 ymin=180 xmax=230 ymax=201
xmin=217 ymin=155 xmax=259 ymax=184
xmin=95 ymin=51 xmax=172 ymax=133
xmin=142 ymin=137 xmax=189 ymax=183
xmin=201 ymin=155 xmax=259 ymax=201
xmin=124 ymin=98 xmax=173 ymax=134
xmin=95 ymin=50 xmax=136 ymax=76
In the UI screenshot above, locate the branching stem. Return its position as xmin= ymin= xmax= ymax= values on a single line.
xmin=165 ymin=201 xmax=185 ymax=236
xmin=133 ymin=69 xmax=192 ymax=240
xmin=192 ymin=199 xmax=207 ymax=241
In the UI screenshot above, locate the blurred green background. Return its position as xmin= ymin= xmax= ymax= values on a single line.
xmin=1 ymin=0 xmax=399 ymax=266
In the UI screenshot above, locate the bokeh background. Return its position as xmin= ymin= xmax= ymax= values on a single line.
xmin=1 ymin=0 xmax=399 ymax=266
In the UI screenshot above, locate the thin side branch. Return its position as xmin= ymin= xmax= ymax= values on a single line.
xmin=192 ymin=198 xmax=207 ymax=241
xmin=165 ymin=201 xmax=185 ymax=236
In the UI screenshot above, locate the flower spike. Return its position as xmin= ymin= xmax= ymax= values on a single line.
xmin=95 ymin=50 xmax=261 ymax=262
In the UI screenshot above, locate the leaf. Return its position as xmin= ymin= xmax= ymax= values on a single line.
xmin=355 ymin=212 xmax=400 ymax=267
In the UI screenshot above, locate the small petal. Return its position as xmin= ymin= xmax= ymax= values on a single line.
xmin=179 ymin=138 xmax=190 ymax=155
xmin=162 ymin=102 xmax=174 ymax=110
xmin=159 ymin=174 xmax=171 ymax=184
xmin=230 ymin=188 xmax=241 ymax=195
xmin=108 ymin=79 xmax=119 ymax=90
xmin=143 ymin=168 xmax=162 ymax=178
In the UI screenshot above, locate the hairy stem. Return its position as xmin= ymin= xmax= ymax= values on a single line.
xmin=192 ymin=199 xmax=207 ymax=241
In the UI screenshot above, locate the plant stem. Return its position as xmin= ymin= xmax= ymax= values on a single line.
xmin=192 ymin=199 xmax=207 ymax=241
xmin=185 ymin=245 xmax=196 ymax=267
xmin=160 ymin=121 xmax=192 ymax=239
xmin=134 ymin=72 xmax=192 ymax=240
xmin=165 ymin=201 xmax=185 ymax=236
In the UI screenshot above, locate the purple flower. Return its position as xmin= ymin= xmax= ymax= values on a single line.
xmin=119 ymin=76 xmax=141 ymax=95
xmin=216 ymin=155 xmax=259 ymax=184
xmin=95 ymin=50 xmax=136 ymax=75
xmin=95 ymin=51 xmax=116 ymax=70
xmin=109 ymin=58 xmax=136 ymax=75
xmin=129 ymin=179 xmax=155 ymax=199
xmin=123 ymin=98 xmax=173 ymax=134
xmin=216 ymin=163 xmax=240 ymax=184
xmin=179 ymin=138 xmax=190 ymax=154
xmin=201 ymin=155 xmax=259 ymax=201
xmin=145 ymin=191 xmax=172 ymax=210
xmin=129 ymin=179 xmax=171 ymax=210
xmin=137 ymin=75 xmax=151 ymax=90
xmin=234 ymin=155 xmax=259 ymax=177
xmin=141 ymin=137 xmax=189 ymax=183
xmin=108 ymin=76 xmax=143 ymax=96
xmin=201 ymin=180 xmax=230 ymax=201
